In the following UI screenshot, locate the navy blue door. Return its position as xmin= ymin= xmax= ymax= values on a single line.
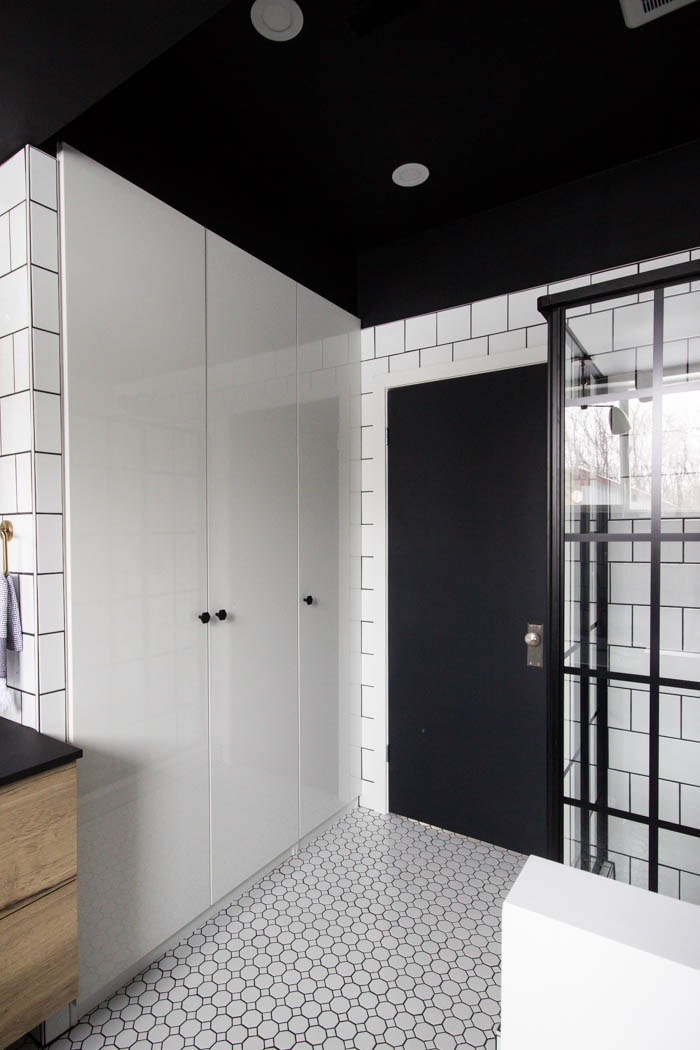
xmin=388 ymin=365 xmax=548 ymax=856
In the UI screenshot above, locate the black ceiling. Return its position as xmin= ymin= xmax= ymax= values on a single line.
xmin=0 ymin=0 xmax=230 ymax=160
xmin=5 ymin=0 xmax=700 ymax=313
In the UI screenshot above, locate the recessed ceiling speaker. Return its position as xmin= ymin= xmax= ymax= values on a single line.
xmin=392 ymin=162 xmax=430 ymax=188
xmin=250 ymin=0 xmax=304 ymax=41
xmin=619 ymin=0 xmax=699 ymax=27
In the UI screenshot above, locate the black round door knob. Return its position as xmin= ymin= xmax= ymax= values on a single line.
xmin=303 ymin=595 xmax=314 ymax=605
xmin=216 ymin=609 xmax=228 ymax=620
xmin=198 ymin=612 xmax=211 ymax=623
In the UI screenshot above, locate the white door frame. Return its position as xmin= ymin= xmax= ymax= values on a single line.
xmin=361 ymin=345 xmax=547 ymax=814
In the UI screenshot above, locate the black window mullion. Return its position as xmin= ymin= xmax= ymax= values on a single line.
xmin=579 ymin=507 xmax=591 ymax=871
xmin=648 ymin=288 xmax=664 ymax=893
xmin=594 ymin=508 xmax=609 ymax=872
xmin=547 ymin=305 xmax=565 ymax=863
xmin=547 ymin=264 xmax=700 ymax=896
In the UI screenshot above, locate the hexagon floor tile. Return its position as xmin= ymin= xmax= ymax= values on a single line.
xmin=25 ymin=807 xmax=524 ymax=1049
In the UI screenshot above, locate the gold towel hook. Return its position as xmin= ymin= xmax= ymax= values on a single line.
xmin=0 ymin=520 xmax=13 ymax=577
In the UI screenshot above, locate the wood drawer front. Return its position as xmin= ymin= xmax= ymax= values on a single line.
xmin=0 ymin=878 xmax=78 ymax=1049
xmin=0 ymin=764 xmax=77 ymax=913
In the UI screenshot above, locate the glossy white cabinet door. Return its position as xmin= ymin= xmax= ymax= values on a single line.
xmin=207 ymin=233 xmax=299 ymax=902
xmin=59 ymin=147 xmax=210 ymax=1011
xmin=297 ymin=285 xmax=362 ymax=837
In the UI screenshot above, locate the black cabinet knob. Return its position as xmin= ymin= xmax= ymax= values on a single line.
xmin=198 ymin=612 xmax=211 ymax=623
xmin=303 ymin=595 xmax=314 ymax=605
xmin=216 ymin=609 xmax=228 ymax=620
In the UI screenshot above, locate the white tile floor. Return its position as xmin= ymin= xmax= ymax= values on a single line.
xmin=24 ymin=807 xmax=525 ymax=1050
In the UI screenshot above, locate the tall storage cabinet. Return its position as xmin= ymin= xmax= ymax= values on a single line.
xmin=59 ymin=147 xmax=211 ymax=1011
xmin=206 ymin=234 xmax=300 ymax=902
xmin=297 ymin=284 xmax=362 ymax=838
xmin=59 ymin=147 xmax=361 ymax=1016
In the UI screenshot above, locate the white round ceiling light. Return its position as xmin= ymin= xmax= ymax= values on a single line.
xmin=250 ymin=0 xmax=304 ymax=41
xmin=392 ymin=162 xmax=430 ymax=187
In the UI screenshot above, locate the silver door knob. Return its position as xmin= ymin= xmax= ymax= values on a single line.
xmin=524 ymin=629 xmax=541 ymax=647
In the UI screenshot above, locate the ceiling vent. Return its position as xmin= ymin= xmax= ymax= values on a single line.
xmin=619 ymin=0 xmax=699 ymax=27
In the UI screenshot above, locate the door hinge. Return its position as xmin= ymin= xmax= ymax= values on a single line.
xmin=385 ymin=427 xmax=390 ymax=446
xmin=386 ymin=744 xmax=390 ymax=763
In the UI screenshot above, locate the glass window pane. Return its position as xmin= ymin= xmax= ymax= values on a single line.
xmin=564 ymin=805 xmax=649 ymax=886
xmin=563 ymin=802 xmax=581 ymax=868
xmin=663 ymin=285 xmax=700 ymax=385
xmin=565 ymin=300 xmax=653 ymax=401
xmin=678 ymin=704 xmax=700 ymax=831
xmin=560 ymin=273 xmax=700 ymax=898
xmin=659 ymin=827 xmax=700 ymax=905
xmin=611 ymin=681 xmax=649 ymax=819
xmin=563 ymin=677 xmax=649 ymax=819
xmin=565 ymin=293 xmax=657 ymax=529
xmin=608 ymin=815 xmax=649 ymax=889
xmin=564 ymin=398 xmax=653 ymax=529
xmin=563 ymin=802 xmax=600 ymax=872
xmin=565 ymin=541 xmax=650 ymax=675
xmin=661 ymin=387 xmax=700 ymax=517
xmin=563 ymin=675 xmax=582 ymax=802
xmin=563 ymin=675 xmax=597 ymax=805
xmin=659 ymin=541 xmax=700 ymax=681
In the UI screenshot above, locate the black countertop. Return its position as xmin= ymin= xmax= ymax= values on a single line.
xmin=0 ymin=715 xmax=82 ymax=788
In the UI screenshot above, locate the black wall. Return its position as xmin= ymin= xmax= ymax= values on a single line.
xmin=357 ymin=137 xmax=700 ymax=327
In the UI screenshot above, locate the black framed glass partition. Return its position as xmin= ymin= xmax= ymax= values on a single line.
xmin=540 ymin=259 xmax=700 ymax=903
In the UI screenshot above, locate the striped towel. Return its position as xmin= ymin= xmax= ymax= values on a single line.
xmin=0 ymin=573 xmax=22 ymax=678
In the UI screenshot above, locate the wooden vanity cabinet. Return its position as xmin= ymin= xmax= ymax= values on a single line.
xmin=0 ymin=763 xmax=79 ymax=1049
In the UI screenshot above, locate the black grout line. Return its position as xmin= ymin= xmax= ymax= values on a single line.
xmin=29 ymin=260 xmax=58 ymax=276
xmin=29 ymin=199 xmax=57 ymax=217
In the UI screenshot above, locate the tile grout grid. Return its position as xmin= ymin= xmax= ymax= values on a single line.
xmin=38 ymin=807 xmax=524 ymax=1050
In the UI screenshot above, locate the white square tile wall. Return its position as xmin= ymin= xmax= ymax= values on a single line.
xmin=29 ymin=147 xmax=57 ymax=210
xmin=9 ymin=204 xmax=27 ymax=269
xmin=18 ymin=574 xmax=35 ymax=634
xmin=490 ymin=328 xmax=526 ymax=354
xmin=405 ymin=311 xmax=436 ymax=351
xmin=34 ymin=392 xmax=61 ymax=452
xmin=0 ymin=151 xmax=26 ymax=214
xmin=507 ymin=285 xmax=547 ymax=329
xmin=0 ymin=335 xmax=13 ymax=394
xmin=1 ymin=390 xmax=32 ymax=454
xmin=7 ymin=632 xmax=36 ymax=693
xmin=31 ymin=266 xmax=59 ymax=332
xmin=15 ymin=454 xmax=31 ymax=512
xmin=37 ymin=513 xmax=64 ymax=573
xmin=37 ymin=573 xmax=64 ymax=633
xmin=0 ymin=213 xmax=10 ymax=277
xmin=39 ymin=689 xmax=66 ymax=739
xmin=0 ymin=456 xmax=16 ymax=513
xmin=0 ymin=146 xmax=66 ymax=738
xmin=420 ymin=343 xmax=453 ymax=367
xmin=437 ymin=304 xmax=470 ymax=344
xmin=374 ymin=319 xmax=404 ymax=356
xmin=38 ymin=632 xmax=66 ymax=693
xmin=35 ymin=453 xmax=62 ymax=511
xmin=0 ymin=267 xmax=29 ymax=338
xmin=13 ymin=328 xmax=30 ymax=391
xmin=471 ymin=294 xmax=508 ymax=337
xmin=33 ymin=329 xmax=60 ymax=392
xmin=454 ymin=335 xmax=488 ymax=360
xmin=29 ymin=203 xmax=58 ymax=272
